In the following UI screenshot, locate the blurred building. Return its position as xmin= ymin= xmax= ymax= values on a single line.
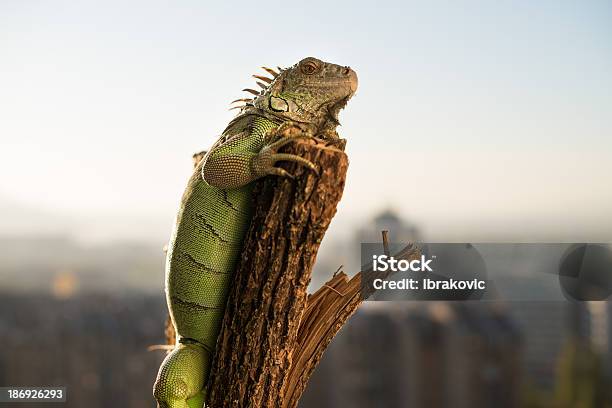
xmin=311 ymin=209 xmax=421 ymax=289
xmin=505 ymin=302 xmax=572 ymax=390
xmin=355 ymin=209 xmax=422 ymax=245
xmin=0 ymin=292 xmax=167 ymax=408
xmin=349 ymin=209 xmax=421 ymax=277
xmin=300 ymin=302 xmax=522 ymax=408
xmin=588 ymin=301 xmax=611 ymax=355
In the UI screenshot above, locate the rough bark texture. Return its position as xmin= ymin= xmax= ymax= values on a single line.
xmin=206 ymin=138 xmax=348 ymax=407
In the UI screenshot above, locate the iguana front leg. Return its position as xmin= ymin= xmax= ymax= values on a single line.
xmin=201 ymin=122 xmax=317 ymax=189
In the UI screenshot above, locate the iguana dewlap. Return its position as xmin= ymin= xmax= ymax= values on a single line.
xmin=153 ymin=57 xmax=357 ymax=408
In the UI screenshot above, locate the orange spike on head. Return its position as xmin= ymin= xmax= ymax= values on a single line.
xmin=261 ymin=67 xmax=278 ymax=78
xmin=252 ymin=75 xmax=272 ymax=84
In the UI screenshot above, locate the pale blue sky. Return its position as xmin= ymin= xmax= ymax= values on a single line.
xmin=1 ymin=0 xmax=611 ymax=242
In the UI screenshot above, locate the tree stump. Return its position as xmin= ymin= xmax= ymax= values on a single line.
xmin=206 ymin=137 xmax=347 ymax=407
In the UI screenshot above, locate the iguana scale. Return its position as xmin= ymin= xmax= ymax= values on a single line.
xmin=153 ymin=57 xmax=357 ymax=408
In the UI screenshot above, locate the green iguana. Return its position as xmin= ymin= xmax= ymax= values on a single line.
xmin=153 ymin=57 xmax=357 ymax=408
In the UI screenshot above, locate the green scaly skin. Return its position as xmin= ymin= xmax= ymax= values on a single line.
xmin=153 ymin=57 xmax=357 ymax=408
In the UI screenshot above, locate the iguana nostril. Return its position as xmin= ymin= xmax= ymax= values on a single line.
xmin=343 ymin=67 xmax=350 ymax=75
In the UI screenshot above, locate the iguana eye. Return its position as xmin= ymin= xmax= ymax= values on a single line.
xmin=301 ymin=60 xmax=319 ymax=75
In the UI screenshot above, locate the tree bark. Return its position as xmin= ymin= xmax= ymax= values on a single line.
xmin=206 ymin=137 xmax=347 ymax=407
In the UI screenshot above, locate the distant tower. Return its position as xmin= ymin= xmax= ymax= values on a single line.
xmin=355 ymin=208 xmax=421 ymax=244
xmin=311 ymin=209 xmax=421 ymax=290
xmin=349 ymin=208 xmax=421 ymax=273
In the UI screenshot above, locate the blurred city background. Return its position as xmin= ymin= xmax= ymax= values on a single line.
xmin=1 ymin=0 xmax=611 ymax=407
xmin=1 ymin=211 xmax=612 ymax=407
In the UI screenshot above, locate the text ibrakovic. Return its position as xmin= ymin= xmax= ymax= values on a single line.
xmin=370 ymin=254 xmax=487 ymax=293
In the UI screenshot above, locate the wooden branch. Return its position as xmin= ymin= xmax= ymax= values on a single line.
xmin=206 ymin=138 xmax=348 ymax=407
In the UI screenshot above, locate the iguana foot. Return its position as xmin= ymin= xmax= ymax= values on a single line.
xmin=154 ymin=343 xmax=209 ymax=408
xmin=254 ymin=123 xmax=319 ymax=178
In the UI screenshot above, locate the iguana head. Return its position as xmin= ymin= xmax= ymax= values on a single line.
xmin=233 ymin=57 xmax=358 ymax=134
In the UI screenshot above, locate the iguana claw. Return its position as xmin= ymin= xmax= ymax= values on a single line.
xmin=266 ymin=132 xmax=312 ymax=151
xmin=253 ymin=130 xmax=319 ymax=179
xmin=270 ymin=153 xmax=318 ymax=174
xmin=266 ymin=167 xmax=295 ymax=179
